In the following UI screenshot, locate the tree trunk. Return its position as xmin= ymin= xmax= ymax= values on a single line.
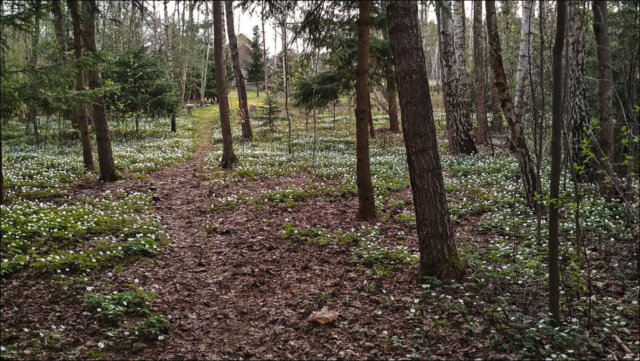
xmin=262 ymin=2 xmax=268 ymax=93
xmin=592 ymin=0 xmax=614 ymax=199
xmin=382 ymin=12 xmax=400 ymax=133
xmin=226 ymin=0 xmax=253 ymax=139
xmin=282 ymin=12 xmax=291 ymax=153
xmin=486 ymin=0 xmax=537 ymax=208
xmin=489 ymin=65 xmax=503 ymax=132
xmin=514 ymin=0 xmax=535 ymax=122
xmin=28 ymin=0 xmax=42 ymax=145
xmin=200 ymin=2 xmax=211 ymax=106
xmin=439 ymin=0 xmax=477 ymax=155
xmin=452 ymin=0 xmax=466 ymax=79
xmin=387 ymin=0 xmax=463 ymax=280
xmin=178 ymin=0 xmax=187 ymax=103
xmin=549 ymin=0 xmax=567 ymax=326
xmin=82 ymin=0 xmax=121 ymax=182
xmin=568 ymin=0 xmax=591 ymax=181
xmin=52 ymin=1 xmax=68 ymax=61
xmin=435 ymin=9 xmax=455 ymax=152
xmin=214 ymin=0 xmax=237 ymax=168
xmin=1 ymin=129 xmax=4 ymax=205
xmin=69 ymin=0 xmax=95 ymax=172
xmin=473 ymin=0 xmax=488 ymax=144
xmin=163 ymin=0 xmax=174 ymax=81
xmin=151 ymin=1 xmax=163 ymax=54
xmin=355 ymin=1 xmax=376 ymax=222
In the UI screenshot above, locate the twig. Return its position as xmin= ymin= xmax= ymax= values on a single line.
xmin=613 ymin=335 xmax=633 ymax=355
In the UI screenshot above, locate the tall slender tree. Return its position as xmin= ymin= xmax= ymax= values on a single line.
xmin=51 ymin=1 xmax=68 ymax=62
xmin=592 ymin=0 xmax=614 ymax=198
xmin=514 ymin=0 xmax=535 ymax=122
xmin=281 ymin=10 xmax=291 ymax=153
xmin=381 ymin=8 xmax=400 ymax=133
xmin=68 ymin=0 xmax=94 ymax=172
xmin=214 ymin=0 xmax=237 ymax=168
xmin=27 ymin=0 xmax=42 ymax=144
xmin=82 ymin=0 xmax=122 ymax=182
xmin=387 ymin=0 xmax=463 ymax=280
xmin=486 ymin=0 xmax=537 ymax=208
xmin=226 ymin=0 xmax=253 ymax=139
xmin=549 ymin=0 xmax=567 ymax=326
xmin=199 ymin=2 xmax=211 ymax=106
xmin=355 ymin=0 xmax=376 ymax=221
xmin=261 ymin=2 xmax=268 ymax=93
xmin=439 ymin=0 xmax=477 ymax=155
xmin=473 ymin=0 xmax=488 ymax=144
xmin=163 ymin=0 xmax=174 ymax=81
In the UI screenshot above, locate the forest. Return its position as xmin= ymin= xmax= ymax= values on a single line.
xmin=0 ymin=0 xmax=638 ymax=359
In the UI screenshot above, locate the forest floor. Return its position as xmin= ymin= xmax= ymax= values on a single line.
xmin=1 ymin=95 xmax=638 ymax=360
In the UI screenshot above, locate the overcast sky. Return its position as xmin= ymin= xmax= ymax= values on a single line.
xmin=154 ymin=1 xmax=512 ymax=56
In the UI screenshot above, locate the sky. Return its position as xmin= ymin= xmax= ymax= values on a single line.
xmin=154 ymin=1 xmax=513 ymax=57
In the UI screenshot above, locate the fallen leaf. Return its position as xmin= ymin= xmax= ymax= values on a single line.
xmin=307 ymin=306 xmax=338 ymax=325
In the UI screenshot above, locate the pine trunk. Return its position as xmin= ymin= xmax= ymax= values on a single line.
xmin=568 ymin=0 xmax=591 ymax=180
xmin=214 ymin=1 xmax=237 ymax=168
xmin=52 ymin=2 xmax=68 ymax=61
xmin=486 ymin=0 xmax=538 ymax=208
xmin=355 ymin=1 xmax=376 ymax=221
xmin=226 ymin=0 xmax=253 ymax=139
xmin=387 ymin=0 xmax=463 ymax=280
xmin=549 ymin=0 xmax=567 ymax=325
xmin=82 ymin=0 xmax=121 ymax=182
xmin=439 ymin=0 xmax=477 ymax=155
xmin=473 ymin=0 xmax=488 ymax=144
xmin=69 ymin=0 xmax=95 ymax=172
xmin=592 ymin=0 xmax=614 ymax=199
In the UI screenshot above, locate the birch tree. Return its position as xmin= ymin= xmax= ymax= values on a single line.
xmin=439 ymin=0 xmax=477 ymax=155
xmin=473 ymin=0 xmax=488 ymax=144
xmin=486 ymin=0 xmax=538 ymax=208
xmin=514 ymin=0 xmax=535 ymax=121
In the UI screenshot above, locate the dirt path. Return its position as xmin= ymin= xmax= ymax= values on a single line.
xmin=84 ymin=118 xmax=442 ymax=360
xmin=111 ymin=119 xmax=411 ymax=359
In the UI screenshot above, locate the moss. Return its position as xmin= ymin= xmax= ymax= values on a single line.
xmin=417 ymin=243 xmax=464 ymax=282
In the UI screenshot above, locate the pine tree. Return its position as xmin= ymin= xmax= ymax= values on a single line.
xmin=245 ymin=25 xmax=265 ymax=97
xmin=258 ymin=90 xmax=281 ymax=128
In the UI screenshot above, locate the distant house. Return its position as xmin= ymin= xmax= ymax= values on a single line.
xmin=226 ymin=33 xmax=269 ymax=91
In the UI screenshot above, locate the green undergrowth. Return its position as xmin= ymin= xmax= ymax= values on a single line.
xmin=1 ymin=191 xmax=166 ymax=277
xmin=2 ymin=117 xmax=195 ymax=201
xmin=211 ymin=185 xmax=331 ymax=211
